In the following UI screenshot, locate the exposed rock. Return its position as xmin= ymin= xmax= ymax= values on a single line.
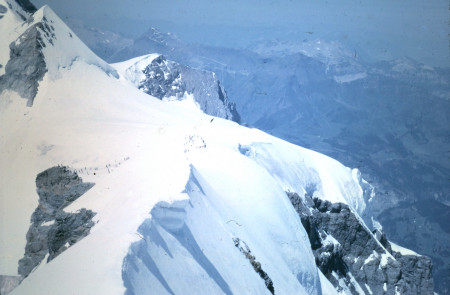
xmin=287 ymin=191 xmax=435 ymax=294
xmin=139 ymin=55 xmax=240 ymax=123
xmin=0 ymin=16 xmax=49 ymax=106
xmin=18 ymin=166 xmax=95 ymax=277
xmin=391 ymin=246 xmax=434 ymax=294
xmin=0 ymin=275 xmax=22 ymax=295
xmin=14 ymin=0 xmax=36 ymax=14
xmin=0 ymin=4 xmax=7 ymax=14
xmin=233 ymin=237 xmax=275 ymax=295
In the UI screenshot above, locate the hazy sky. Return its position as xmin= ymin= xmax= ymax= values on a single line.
xmin=32 ymin=0 xmax=449 ymax=66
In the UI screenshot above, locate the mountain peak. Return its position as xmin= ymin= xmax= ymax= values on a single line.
xmin=0 ymin=3 xmax=118 ymax=105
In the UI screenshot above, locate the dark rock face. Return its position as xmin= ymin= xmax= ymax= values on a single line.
xmin=0 ymin=275 xmax=22 ymax=295
xmin=18 ymin=166 xmax=95 ymax=277
xmin=14 ymin=0 xmax=36 ymax=14
xmin=139 ymin=55 xmax=240 ymax=123
xmin=0 ymin=16 xmax=52 ymax=106
xmin=287 ymin=192 xmax=435 ymax=295
xmin=393 ymin=252 xmax=434 ymax=295
xmin=0 ymin=4 xmax=7 ymax=14
xmin=233 ymin=237 xmax=275 ymax=295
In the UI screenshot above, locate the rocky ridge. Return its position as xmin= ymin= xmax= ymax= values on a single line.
xmin=287 ymin=191 xmax=434 ymax=295
xmin=137 ymin=54 xmax=240 ymax=122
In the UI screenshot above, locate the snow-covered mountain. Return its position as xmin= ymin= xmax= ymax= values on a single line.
xmin=0 ymin=1 xmax=436 ymax=294
xmin=113 ymin=54 xmax=240 ymax=122
xmin=105 ymin=26 xmax=450 ymax=294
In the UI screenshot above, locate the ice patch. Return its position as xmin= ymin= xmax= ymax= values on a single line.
xmin=333 ymin=72 xmax=367 ymax=83
xmin=390 ymin=242 xmax=421 ymax=256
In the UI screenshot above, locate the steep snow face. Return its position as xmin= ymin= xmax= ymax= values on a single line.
xmin=26 ymin=6 xmax=117 ymax=80
xmin=122 ymin=167 xmax=321 ymax=295
xmin=238 ymin=141 xmax=369 ymax=215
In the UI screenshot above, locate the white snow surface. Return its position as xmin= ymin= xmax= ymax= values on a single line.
xmin=113 ymin=53 xmax=160 ymax=87
xmin=12 ymin=5 xmax=118 ymax=80
xmin=0 ymin=5 xmax=374 ymax=295
xmin=319 ymin=270 xmax=339 ymax=295
xmin=391 ymin=242 xmax=421 ymax=256
xmin=333 ymin=72 xmax=367 ymax=83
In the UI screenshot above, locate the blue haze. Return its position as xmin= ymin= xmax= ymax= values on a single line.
xmin=31 ymin=0 xmax=449 ymax=67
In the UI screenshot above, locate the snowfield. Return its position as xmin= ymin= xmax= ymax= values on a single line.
xmin=2 ymin=56 xmax=349 ymax=294
xmin=1 ymin=3 xmax=426 ymax=295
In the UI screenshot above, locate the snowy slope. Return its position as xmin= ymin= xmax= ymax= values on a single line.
xmin=2 ymin=59 xmax=348 ymax=294
xmin=0 ymin=3 xmax=433 ymax=295
xmin=25 ymin=5 xmax=117 ymax=80
xmin=0 ymin=6 xmax=354 ymax=295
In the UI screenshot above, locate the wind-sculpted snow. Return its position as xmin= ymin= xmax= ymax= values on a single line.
xmin=18 ymin=166 xmax=95 ymax=278
xmin=122 ymin=167 xmax=322 ymax=295
xmin=238 ymin=142 xmax=370 ymax=216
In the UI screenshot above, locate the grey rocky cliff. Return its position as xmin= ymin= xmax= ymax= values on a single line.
xmin=18 ymin=166 xmax=96 ymax=278
xmin=0 ymin=13 xmax=51 ymax=106
xmin=2 ymin=0 xmax=36 ymax=21
xmin=287 ymin=192 xmax=434 ymax=295
xmin=391 ymin=248 xmax=434 ymax=294
xmin=233 ymin=237 xmax=275 ymax=295
xmin=138 ymin=55 xmax=240 ymax=123
xmin=13 ymin=0 xmax=36 ymax=14
xmin=0 ymin=276 xmax=22 ymax=295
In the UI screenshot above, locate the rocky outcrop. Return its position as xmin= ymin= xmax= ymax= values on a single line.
xmin=3 ymin=0 xmax=36 ymax=21
xmin=287 ymin=191 xmax=434 ymax=294
xmin=0 ymin=4 xmax=7 ymax=16
xmin=392 ymin=249 xmax=434 ymax=294
xmin=138 ymin=55 xmax=240 ymax=123
xmin=18 ymin=166 xmax=96 ymax=277
xmin=0 ymin=275 xmax=22 ymax=295
xmin=0 ymin=13 xmax=49 ymax=106
xmin=233 ymin=237 xmax=275 ymax=295
xmin=14 ymin=0 xmax=36 ymax=14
